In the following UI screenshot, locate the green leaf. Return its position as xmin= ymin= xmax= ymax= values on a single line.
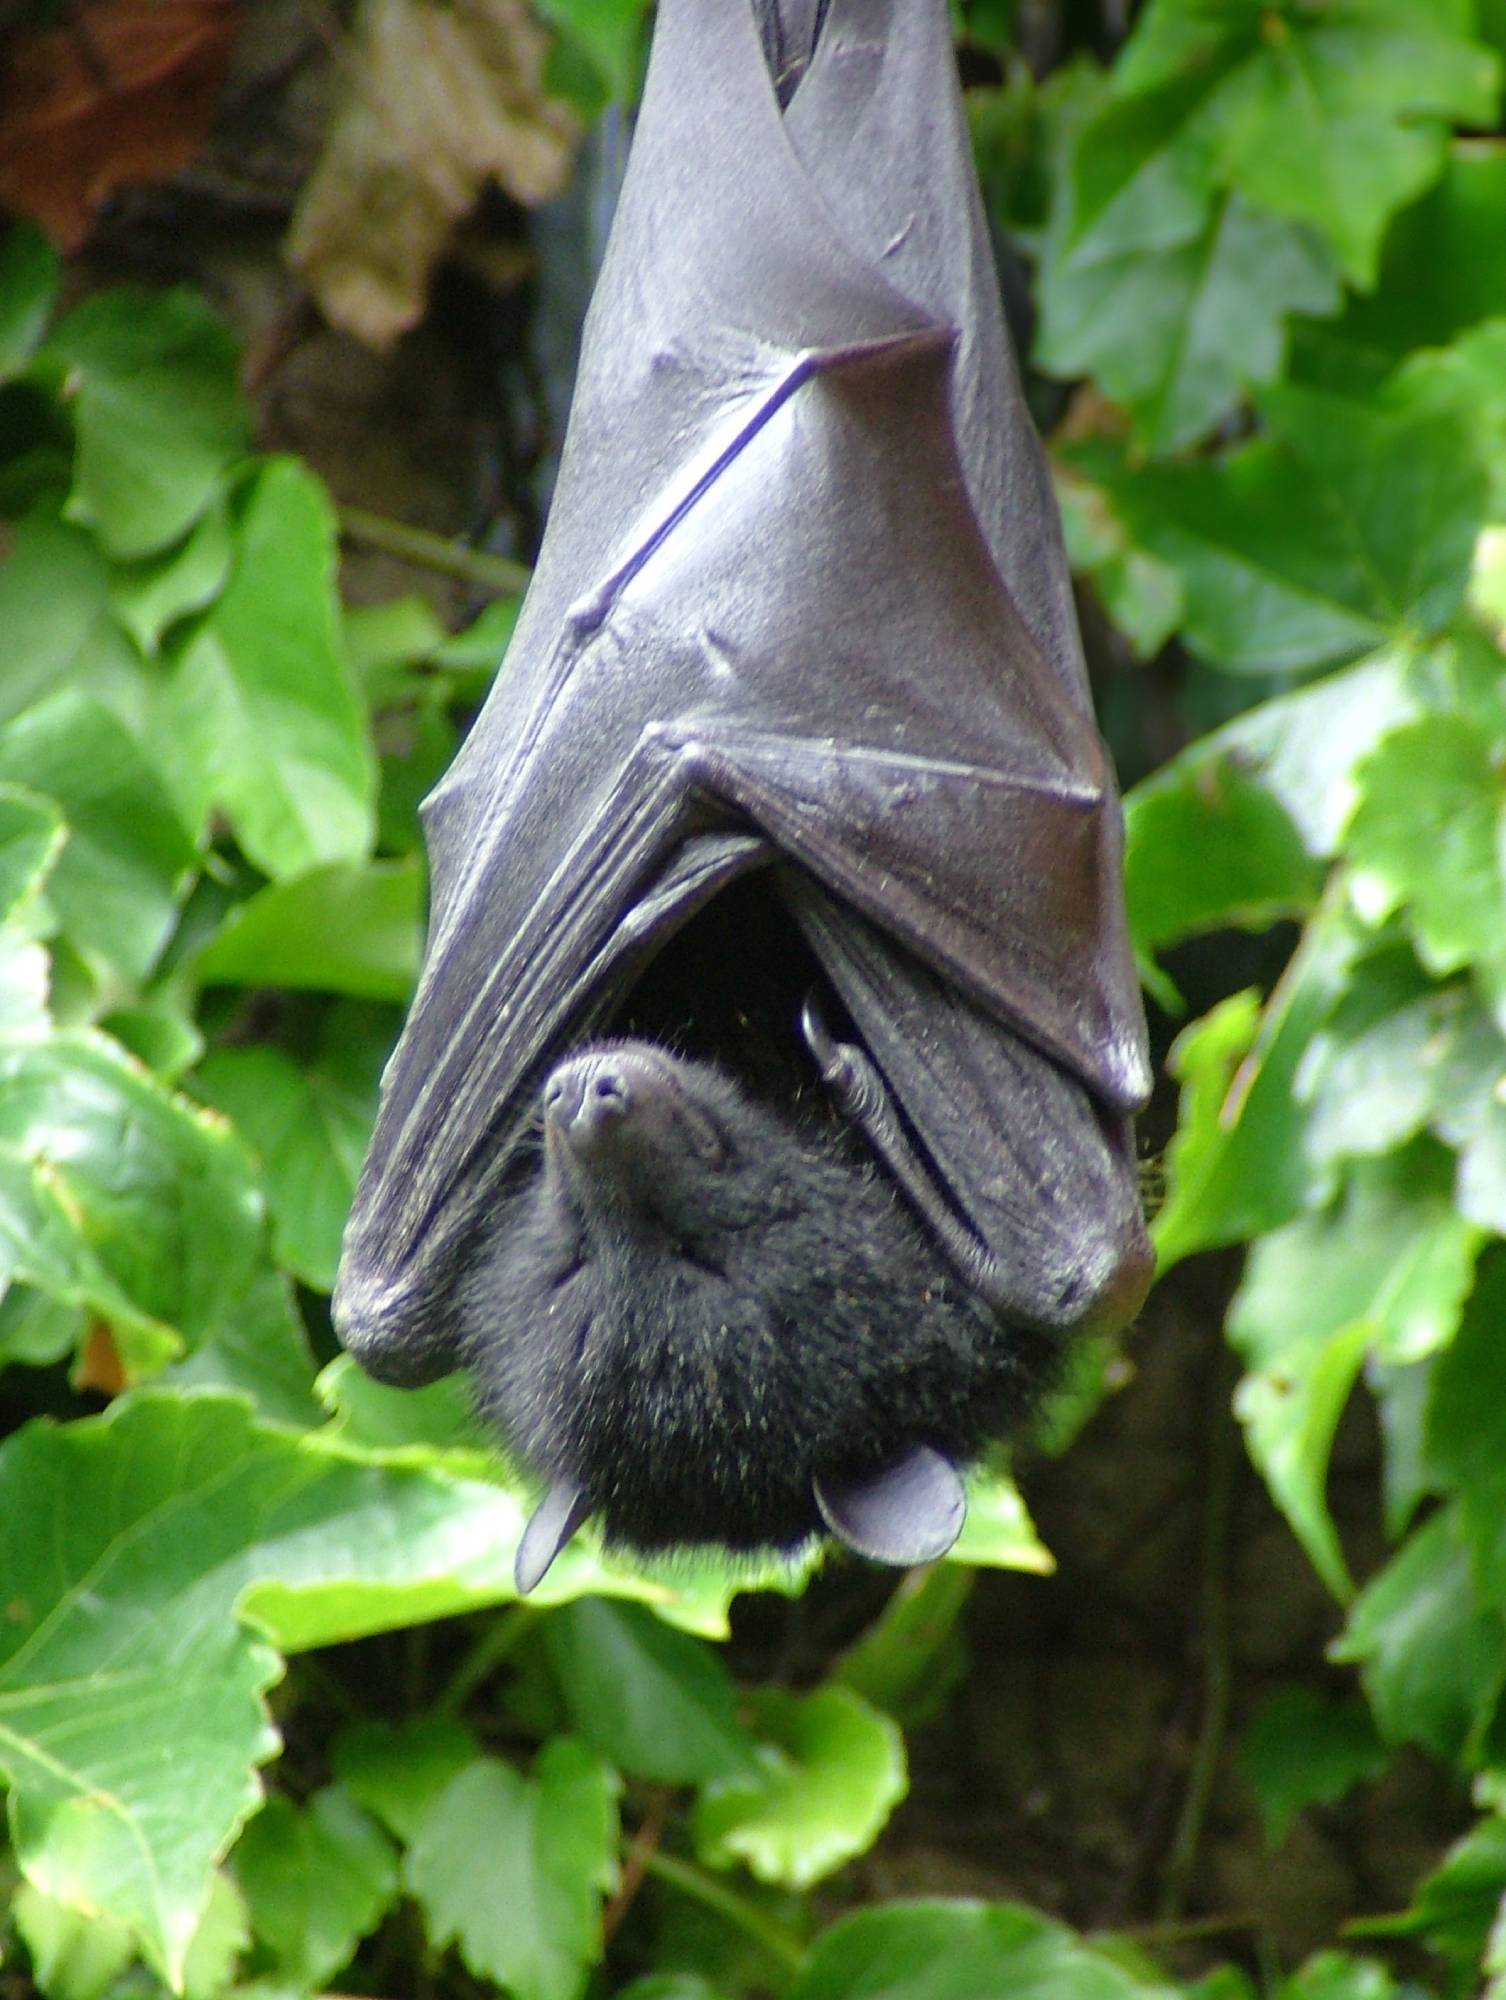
xmin=835 ymin=1565 xmax=974 ymax=1724
xmin=1113 ymin=0 xmax=1500 ymax=286
xmin=546 ymin=1599 xmax=757 ymax=1784
xmin=44 ymin=288 xmax=250 ymax=559
xmin=616 ymin=1981 xmax=731 ymax=2000
xmin=0 ymin=784 xmax=64 ymax=925
xmin=13 ymin=1881 xmax=137 ymax=2000
xmin=1395 ymin=320 xmax=1506 ymax=520
xmin=0 ymin=1029 xmax=263 ymax=1366
xmin=1239 ymin=1687 xmax=1390 ymax=1847
xmin=0 ymin=502 xmax=144 ymax=728
xmin=189 ymin=858 xmax=423 ymax=1001
xmin=1278 ymin=1955 xmax=1406 ymax=2000
xmin=535 ymin=0 xmax=644 ymax=98
xmin=791 ymin=1901 xmax=1179 ymax=2000
xmin=1425 ymin=1253 xmax=1506 ymax=1606
xmin=1125 ymin=751 xmax=1323 ymax=962
xmin=164 ymin=1265 xmax=321 ymax=1430
xmin=950 ymin=1468 xmax=1055 ymax=1571
xmin=181 ymin=1871 xmax=252 ymax=2000
xmin=1352 ymin=1813 xmax=1506 ymax=1963
xmin=1154 ymin=901 xmax=1359 ymax=1268
xmin=1039 ymin=193 xmax=1339 ymax=453
xmin=1333 ymin=1504 xmax=1506 ymax=1762
xmin=0 ymin=223 xmax=60 ymax=380
xmin=107 ymin=499 xmax=233 ymax=654
xmin=1305 ymin=145 xmax=1506 ymax=376
xmin=333 ymin=1714 xmax=481 ymax=1844
xmin=405 ymin=1741 xmax=619 ymax=2000
xmin=232 ymin=1787 xmax=398 ymax=1989
xmin=316 ymin=1351 xmax=483 ymax=1456
xmin=1066 ymin=381 xmax=1487 ymax=673
xmin=0 ymin=1391 xmax=589 ymax=1982
xmin=156 ymin=459 xmax=375 ymax=878
xmin=1056 ymin=466 xmax=1184 ymax=660
xmin=1347 ymin=713 xmax=1506 ymax=976
xmin=0 ymin=691 xmax=198 ymax=981
xmin=1229 ymin=1144 xmax=1480 ymax=1596
xmin=193 ymin=1007 xmax=389 ymax=1291
xmin=694 ymin=1687 xmax=907 ymax=1890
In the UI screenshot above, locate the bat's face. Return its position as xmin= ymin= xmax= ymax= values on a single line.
xmin=542 ymin=1044 xmax=727 ymax=1209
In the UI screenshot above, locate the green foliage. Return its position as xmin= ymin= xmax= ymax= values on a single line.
xmin=2 ymin=0 xmax=1506 ymax=1995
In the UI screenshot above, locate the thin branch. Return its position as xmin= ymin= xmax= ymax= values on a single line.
xmin=643 ymin=1853 xmax=807 ymax=1974
xmin=602 ymin=1789 xmax=673 ymax=1947
xmin=339 ymin=505 xmax=531 ymax=597
xmin=1159 ymin=1346 xmax=1240 ymax=1919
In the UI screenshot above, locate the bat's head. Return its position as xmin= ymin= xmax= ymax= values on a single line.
xmin=541 ymin=1041 xmax=730 ymax=1218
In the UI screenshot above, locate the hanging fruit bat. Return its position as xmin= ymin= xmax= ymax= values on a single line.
xmin=334 ymin=0 xmax=1153 ymax=1591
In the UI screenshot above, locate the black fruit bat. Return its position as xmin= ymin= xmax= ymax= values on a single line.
xmin=334 ymin=0 xmax=1153 ymax=1589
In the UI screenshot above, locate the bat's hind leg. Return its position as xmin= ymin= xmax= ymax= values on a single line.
xmin=801 ymin=997 xmax=1016 ymax=1317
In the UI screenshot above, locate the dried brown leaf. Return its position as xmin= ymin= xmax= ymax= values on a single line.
xmin=0 ymin=0 xmax=239 ymax=249
xmin=287 ymin=0 xmax=581 ymax=347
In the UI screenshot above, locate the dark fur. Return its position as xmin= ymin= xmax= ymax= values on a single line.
xmin=458 ymin=1040 xmax=1052 ymax=1554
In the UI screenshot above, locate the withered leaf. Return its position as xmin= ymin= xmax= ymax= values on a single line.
xmin=287 ymin=0 xmax=581 ymax=347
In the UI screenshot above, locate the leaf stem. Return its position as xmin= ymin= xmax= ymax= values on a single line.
xmin=338 ymin=505 xmax=531 ymax=597
xmin=1159 ymin=1344 xmax=1239 ymax=1918
xmin=643 ymin=1852 xmax=807 ymax=1974
xmin=436 ymin=1604 xmax=542 ymax=1714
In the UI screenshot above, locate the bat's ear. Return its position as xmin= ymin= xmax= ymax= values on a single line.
xmin=515 ymin=1480 xmax=592 ymax=1594
xmin=814 ymin=1446 xmax=966 ymax=1566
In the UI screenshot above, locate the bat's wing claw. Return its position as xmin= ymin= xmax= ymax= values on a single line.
xmin=813 ymin=1444 xmax=966 ymax=1566
xmin=515 ymin=1480 xmax=592 ymax=1594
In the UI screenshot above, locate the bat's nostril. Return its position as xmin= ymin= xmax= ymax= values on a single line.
xmin=594 ymin=1073 xmax=625 ymax=1101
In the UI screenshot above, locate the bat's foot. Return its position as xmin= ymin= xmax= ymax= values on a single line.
xmin=814 ymin=1445 xmax=966 ymax=1566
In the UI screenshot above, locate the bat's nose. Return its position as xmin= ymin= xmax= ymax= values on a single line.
xmin=544 ymin=1052 xmax=636 ymax=1150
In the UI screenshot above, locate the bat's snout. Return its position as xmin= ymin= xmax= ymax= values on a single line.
xmin=544 ymin=1052 xmax=637 ymax=1153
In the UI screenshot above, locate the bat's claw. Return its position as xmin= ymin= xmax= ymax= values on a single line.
xmin=814 ymin=1445 xmax=966 ymax=1566
xmin=515 ymin=1480 xmax=592 ymax=1594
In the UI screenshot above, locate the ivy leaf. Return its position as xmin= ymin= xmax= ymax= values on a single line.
xmin=193 ymin=1006 xmax=389 ymax=1291
xmin=156 ymin=459 xmax=375 ymax=879
xmin=791 ymin=1900 xmax=1180 ymax=2000
xmin=1066 ymin=381 xmax=1486 ymax=673
xmin=1230 ymin=1143 xmax=1480 ymax=1598
xmin=0 ymin=1029 xmax=262 ymax=1370
xmin=546 ymin=1599 xmax=757 ymax=1784
xmin=1154 ymin=904 xmax=1360 ymax=1269
xmin=43 ymin=287 xmax=249 ymax=559
xmin=1056 ymin=466 xmax=1184 ymax=660
xmin=1352 ymin=1815 xmax=1506 ymax=1966
xmin=107 ymin=498 xmax=232 ymax=654
xmin=1239 ymin=1688 xmax=1391 ymax=1848
xmin=405 ymin=1742 xmax=619 ymax=2000
xmin=0 ymin=784 xmax=65 ymax=926
xmin=232 ymin=1788 xmax=398 ymax=1990
xmin=333 ymin=1715 xmax=480 ymax=1844
xmin=1333 ymin=1504 xmax=1506 ymax=1762
xmin=163 ymin=1265 xmax=321 ymax=1431
xmin=0 ymin=222 xmax=60 ymax=380
xmin=189 ymin=858 xmax=423 ymax=1002
xmin=535 ymin=0 xmax=645 ymax=100
xmin=1111 ymin=0 xmax=1499 ymax=286
xmin=0 ymin=691 xmax=198 ymax=981
xmin=950 ymin=1469 xmax=1054 ymax=1572
xmin=1278 ymin=1956 xmax=1407 ymax=2000
xmin=1297 ymin=144 xmax=1506 ymax=379
xmin=694 ymin=1687 xmax=907 ymax=1890
xmin=0 ymin=503 xmax=144 ymax=728
xmin=1425 ymin=1254 xmax=1506 ymax=1605
xmin=1039 ymin=193 xmax=1339 ymax=453
xmin=0 ymin=1391 xmax=586 ymax=1984
xmin=1125 ymin=751 xmax=1323 ymax=964
xmin=1346 ymin=713 xmax=1506 ymax=977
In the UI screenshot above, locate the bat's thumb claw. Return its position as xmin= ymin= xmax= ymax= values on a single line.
xmin=799 ymin=994 xmax=835 ymax=1065
xmin=515 ymin=1480 xmax=591 ymax=1594
xmin=814 ymin=1446 xmax=966 ymax=1567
